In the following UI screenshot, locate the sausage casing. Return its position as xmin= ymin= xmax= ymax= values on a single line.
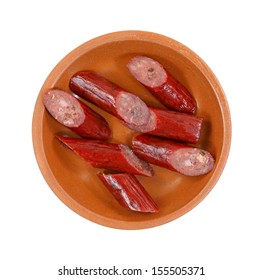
xmin=69 ymin=71 xmax=152 ymax=131
xmin=128 ymin=55 xmax=197 ymax=114
xmin=97 ymin=173 xmax=158 ymax=213
xmin=43 ymin=89 xmax=111 ymax=140
xmin=57 ymin=135 xmax=154 ymax=177
xmin=132 ymin=134 xmax=215 ymax=176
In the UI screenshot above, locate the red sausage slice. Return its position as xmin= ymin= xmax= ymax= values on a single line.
xmin=57 ymin=135 xmax=154 ymax=177
xmin=97 ymin=173 xmax=159 ymax=213
xmin=132 ymin=134 xmax=215 ymax=176
xmin=148 ymin=107 xmax=202 ymax=143
xmin=43 ymin=89 xmax=111 ymax=140
xmin=69 ymin=71 xmax=152 ymax=130
xmin=125 ymin=106 xmax=203 ymax=143
xmin=127 ymin=56 xmax=197 ymax=114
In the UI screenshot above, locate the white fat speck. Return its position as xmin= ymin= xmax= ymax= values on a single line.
xmin=59 ymin=99 xmax=68 ymax=107
xmin=196 ymin=154 xmax=206 ymax=163
xmin=184 ymin=159 xmax=193 ymax=167
xmin=63 ymin=119 xmax=74 ymax=126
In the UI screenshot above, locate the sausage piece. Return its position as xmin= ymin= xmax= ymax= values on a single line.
xmin=97 ymin=173 xmax=159 ymax=213
xmin=127 ymin=56 xmax=197 ymax=114
xmin=43 ymin=89 xmax=111 ymax=140
xmin=125 ymin=106 xmax=203 ymax=143
xmin=69 ymin=71 xmax=152 ymax=131
xmin=132 ymin=134 xmax=215 ymax=176
xmin=57 ymin=135 xmax=154 ymax=177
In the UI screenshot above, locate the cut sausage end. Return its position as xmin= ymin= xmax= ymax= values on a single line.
xmin=128 ymin=56 xmax=197 ymax=115
xmin=121 ymin=110 xmax=156 ymax=132
xmin=115 ymin=92 xmax=152 ymax=126
xmin=43 ymin=89 xmax=84 ymax=127
xmin=128 ymin=56 xmax=167 ymax=87
xmin=169 ymin=148 xmax=215 ymax=176
xmin=56 ymin=136 xmax=153 ymax=177
xmin=97 ymin=173 xmax=159 ymax=213
xmin=120 ymin=145 xmax=154 ymax=177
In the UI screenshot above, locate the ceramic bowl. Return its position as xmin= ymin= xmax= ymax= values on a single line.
xmin=32 ymin=31 xmax=231 ymax=229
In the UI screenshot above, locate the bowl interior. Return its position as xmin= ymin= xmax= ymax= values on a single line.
xmin=32 ymin=31 xmax=231 ymax=229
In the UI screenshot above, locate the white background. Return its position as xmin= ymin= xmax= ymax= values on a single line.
xmin=1 ymin=0 xmax=261 ymax=279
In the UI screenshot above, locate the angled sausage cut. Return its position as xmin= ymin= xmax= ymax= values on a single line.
xmin=43 ymin=89 xmax=111 ymax=140
xmin=127 ymin=55 xmax=197 ymax=114
xmin=57 ymin=135 xmax=154 ymax=177
xmin=97 ymin=173 xmax=158 ymax=213
xmin=69 ymin=71 xmax=152 ymax=131
xmin=132 ymin=134 xmax=215 ymax=176
xmin=125 ymin=106 xmax=203 ymax=143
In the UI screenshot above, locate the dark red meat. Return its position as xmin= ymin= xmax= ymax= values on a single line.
xmin=57 ymin=135 xmax=154 ymax=177
xmin=97 ymin=173 xmax=158 ymax=213
xmin=125 ymin=106 xmax=203 ymax=143
xmin=127 ymin=55 xmax=197 ymax=114
xmin=132 ymin=134 xmax=215 ymax=176
xmin=148 ymin=107 xmax=202 ymax=143
xmin=69 ymin=71 xmax=152 ymax=131
xmin=43 ymin=89 xmax=111 ymax=140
